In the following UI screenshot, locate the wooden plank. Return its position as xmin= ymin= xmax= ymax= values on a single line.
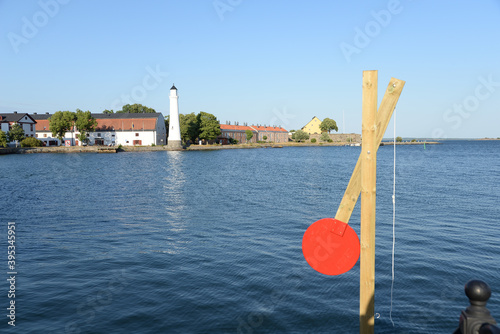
xmin=360 ymin=70 xmax=377 ymax=334
xmin=334 ymin=77 xmax=405 ymax=224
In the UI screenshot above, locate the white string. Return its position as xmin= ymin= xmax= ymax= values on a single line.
xmin=389 ymin=109 xmax=396 ymax=327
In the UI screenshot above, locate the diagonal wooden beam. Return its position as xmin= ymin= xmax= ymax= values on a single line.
xmin=335 ymin=77 xmax=405 ymax=224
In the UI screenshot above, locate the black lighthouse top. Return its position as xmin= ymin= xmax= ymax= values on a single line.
xmin=170 ymin=84 xmax=177 ymax=90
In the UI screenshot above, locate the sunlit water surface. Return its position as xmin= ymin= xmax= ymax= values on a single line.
xmin=0 ymin=140 xmax=499 ymax=333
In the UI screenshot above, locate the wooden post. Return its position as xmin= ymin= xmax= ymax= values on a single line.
xmin=335 ymin=77 xmax=405 ymax=224
xmin=360 ymin=70 xmax=377 ymax=334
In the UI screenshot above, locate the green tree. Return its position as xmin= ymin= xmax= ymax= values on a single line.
xmin=293 ymin=130 xmax=309 ymax=142
xmin=0 ymin=130 xmax=8 ymax=147
xmin=118 ymin=104 xmax=156 ymax=113
xmin=396 ymin=136 xmax=403 ymax=142
xmin=180 ymin=112 xmax=200 ymax=144
xmin=21 ymin=137 xmax=43 ymax=147
xmin=49 ymin=111 xmax=76 ymax=145
xmin=103 ymin=109 xmax=114 ymax=114
xmin=245 ymin=130 xmax=253 ymax=142
xmin=320 ymin=118 xmax=338 ymax=133
xmin=320 ymin=132 xmax=330 ymax=142
xmin=75 ymin=109 xmax=98 ymax=144
xmin=7 ymin=123 xmax=25 ymax=143
xmin=197 ymin=111 xmax=221 ymax=141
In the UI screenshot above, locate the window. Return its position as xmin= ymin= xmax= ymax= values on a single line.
xmin=44 ymin=134 xmax=47 ymax=138
xmin=36 ymin=134 xmax=38 ymax=137
xmin=135 ymin=133 xmax=139 ymax=137
xmin=30 ymin=124 xmax=33 ymax=131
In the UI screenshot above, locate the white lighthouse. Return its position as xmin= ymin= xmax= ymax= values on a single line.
xmin=167 ymin=84 xmax=182 ymax=150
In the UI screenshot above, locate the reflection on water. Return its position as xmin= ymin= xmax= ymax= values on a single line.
xmin=162 ymin=151 xmax=187 ymax=254
xmin=163 ymin=151 xmax=186 ymax=208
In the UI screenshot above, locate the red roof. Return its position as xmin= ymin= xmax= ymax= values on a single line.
xmin=95 ymin=118 xmax=157 ymax=131
xmin=36 ymin=119 xmax=50 ymax=131
xmin=220 ymin=124 xmax=288 ymax=132
xmin=35 ymin=117 xmax=157 ymax=131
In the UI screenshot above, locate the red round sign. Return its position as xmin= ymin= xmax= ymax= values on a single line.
xmin=302 ymin=218 xmax=360 ymax=276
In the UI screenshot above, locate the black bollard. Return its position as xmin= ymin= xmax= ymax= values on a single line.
xmin=479 ymin=324 xmax=500 ymax=334
xmin=454 ymin=280 xmax=497 ymax=334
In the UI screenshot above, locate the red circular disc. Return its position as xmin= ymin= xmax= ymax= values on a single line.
xmin=302 ymin=218 xmax=360 ymax=276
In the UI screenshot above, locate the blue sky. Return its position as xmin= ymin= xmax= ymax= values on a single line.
xmin=1 ymin=0 xmax=499 ymax=138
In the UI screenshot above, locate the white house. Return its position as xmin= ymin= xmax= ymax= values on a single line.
xmin=0 ymin=112 xmax=37 ymax=145
xmin=32 ymin=112 xmax=167 ymax=146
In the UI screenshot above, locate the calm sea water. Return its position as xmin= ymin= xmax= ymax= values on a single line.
xmin=0 ymin=140 xmax=499 ymax=333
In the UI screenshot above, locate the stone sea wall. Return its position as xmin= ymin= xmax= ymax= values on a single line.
xmin=290 ymin=133 xmax=362 ymax=143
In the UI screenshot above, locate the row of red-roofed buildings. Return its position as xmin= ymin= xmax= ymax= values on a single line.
xmin=218 ymin=123 xmax=289 ymax=144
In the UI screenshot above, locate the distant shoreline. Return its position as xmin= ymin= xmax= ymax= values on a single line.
xmin=186 ymin=142 xmax=347 ymax=150
xmin=0 ymin=140 xmax=443 ymax=154
xmin=187 ymin=141 xmax=440 ymax=150
xmin=380 ymin=141 xmax=440 ymax=146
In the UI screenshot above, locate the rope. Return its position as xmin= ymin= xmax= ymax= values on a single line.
xmin=389 ymin=110 xmax=396 ymax=327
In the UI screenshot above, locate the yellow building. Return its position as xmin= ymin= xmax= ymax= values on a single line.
xmin=301 ymin=116 xmax=322 ymax=134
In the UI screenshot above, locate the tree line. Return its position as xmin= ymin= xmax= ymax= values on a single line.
xmin=102 ymin=103 xmax=156 ymax=114
xmin=166 ymin=111 xmax=221 ymax=144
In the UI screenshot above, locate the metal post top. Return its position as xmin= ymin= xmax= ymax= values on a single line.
xmin=465 ymin=280 xmax=492 ymax=306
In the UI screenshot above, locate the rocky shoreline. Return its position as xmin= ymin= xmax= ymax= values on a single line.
xmin=0 ymin=140 xmax=441 ymax=154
